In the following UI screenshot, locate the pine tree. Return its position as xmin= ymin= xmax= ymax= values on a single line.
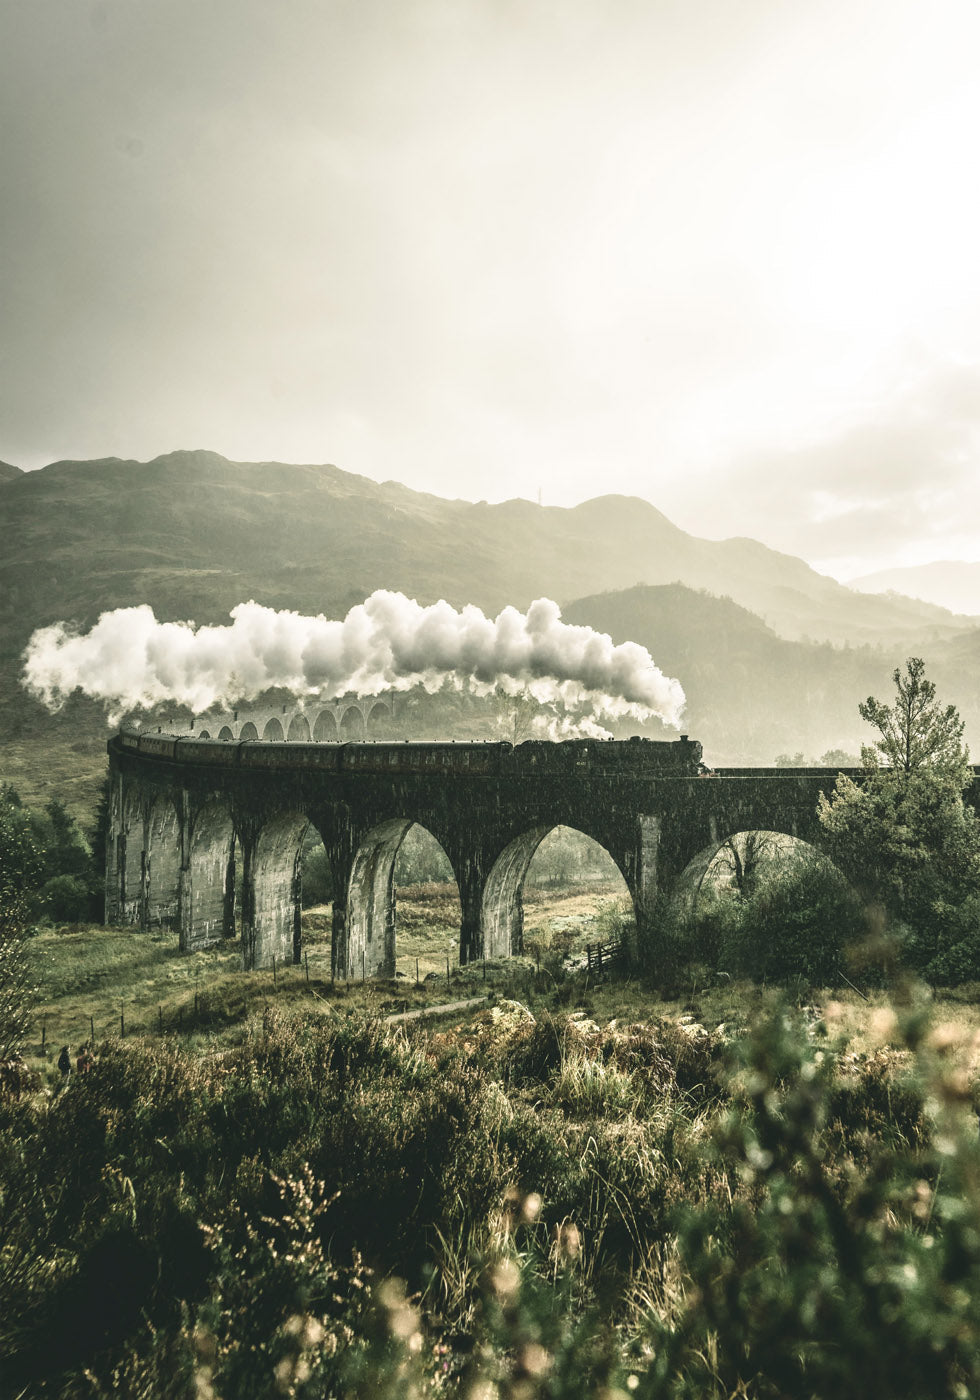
xmin=818 ymin=659 xmax=980 ymax=979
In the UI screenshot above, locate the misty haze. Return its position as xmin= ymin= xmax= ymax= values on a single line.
xmin=4 ymin=3 xmax=980 ymax=1397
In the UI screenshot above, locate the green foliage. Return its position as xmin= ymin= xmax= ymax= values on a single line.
xmin=636 ymin=1004 xmax=980 ymax=1400
xmin=859 ymin=656 xmax=969 ymax=780
xmin=1 ymin=784 xmax=102 ymax=923
xmin=6 ymin=996 xmax=980 ymax=1396
xmin=718 ymin=851 xmax=868 ymax=985
xmin=819 ymin=659 xmax=980 ymax=980
xmin=0 ymin=787 xmax=43 ymax=1057
xmin=394 ymin=823 xmax=454 ymax=887
xmin=678 ymin=841 xmax=866 ymax=988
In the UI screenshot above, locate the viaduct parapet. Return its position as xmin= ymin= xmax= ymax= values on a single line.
xmin=104 ymin=729 xmax=903 ymax=977
xmin=138 ymin=695 xmax=396 ymax=743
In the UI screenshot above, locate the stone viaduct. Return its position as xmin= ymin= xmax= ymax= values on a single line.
xmin=146 ymin=696 xmax=396 ymax=744
xmin=105 ymin=728 xmax=881 ymax=978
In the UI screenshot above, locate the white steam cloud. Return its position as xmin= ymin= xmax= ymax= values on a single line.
xmin=22 ymin=592 xmax=685 ymax=735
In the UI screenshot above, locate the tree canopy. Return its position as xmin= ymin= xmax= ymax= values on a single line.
xmin=858 ymin=656 xmax=969 ymax=780
xmin=818 ymin=659 xmax=980 ymax=981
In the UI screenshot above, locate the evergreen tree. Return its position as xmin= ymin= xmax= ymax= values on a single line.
xmin=818 ymin=658 xmax=980 ymax=979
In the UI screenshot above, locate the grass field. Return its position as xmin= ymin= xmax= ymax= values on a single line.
xmin=24 ymin=877 xmax=980 ymax=1093
xmin=22 ymin=879 xmax=630 ymax=1071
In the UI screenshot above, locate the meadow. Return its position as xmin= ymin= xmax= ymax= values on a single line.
xmin=6 ymin=882 xmax=980 ymax=1398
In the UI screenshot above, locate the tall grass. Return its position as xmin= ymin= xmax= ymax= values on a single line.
xmin=4 ymin=982 xmax=980 ymax=1397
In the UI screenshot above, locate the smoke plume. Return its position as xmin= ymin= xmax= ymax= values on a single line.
xmin=22 ymin=592 xmax=685 ymax=734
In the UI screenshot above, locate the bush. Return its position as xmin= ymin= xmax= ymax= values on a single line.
xmin=685 ymin=851 xmax=867 ymax=987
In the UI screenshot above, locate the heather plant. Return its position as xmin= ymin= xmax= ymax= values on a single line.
xmin=4 ymin=991 xmax=980 ymax=1397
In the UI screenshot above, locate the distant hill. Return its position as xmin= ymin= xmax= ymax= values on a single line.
xmin=563 ymin=584 xmax=879 ymax=764
xmin=0 ymin=460 xmax=23 ymax=484
xmin=851 ymin=561 xmax=980 ymax=618
xmin=2 ymin=449 xmax=979 ymax=812
xmin=564 ymin=583 xmax=980 ymax=767
xmin=0 ymin=449 xmax=969 ymax=648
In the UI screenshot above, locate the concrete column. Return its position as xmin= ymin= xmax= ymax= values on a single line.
xmin=104 ymin=774 xmax=125 ymax=924
xmin=242 ymin=814 xmax=308 ymax=971
xmin=143 ymin=796 xmax=182 ymax=930
xmin=181 ymin=801 xmax=236 ymax=953
xmin=345 ymin=819 xmax=410 ymax=979
xmin=456 ymin=854 xmax=486 ymax=964
xmin=633 ymin=813 xmax=669 ymax=966
xmin=222 ymin=834 xmax=237 ymax=940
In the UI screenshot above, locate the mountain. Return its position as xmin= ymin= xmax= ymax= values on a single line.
xmin=851 ymin=562 xmax=980 ymax=619
xmin=563 ymin=584 xmax=980 ymax=767
xmin=0 ymin=461 xmax=23 ymax=484
xmin=2 ymin=449 xmax=979 ymax=812
xmin=0 ymin=449 xmax=969 ymax=648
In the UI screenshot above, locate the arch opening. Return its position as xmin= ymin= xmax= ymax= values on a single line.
xmin=367 ymin=699 xmax=393 ymax=738
xmin=313 ymin=709 xmax=338 ymax=742
xmin=299 ymin=824 xmax=335 ymax=979
xmin=340 ymin=706 xmax=366 ymax=741
xmin=392 ymin=824 xmax=462 ymax=979
xmin=524 ymin=826 xmax=634 ymax=963
xmin=483 ymin=825 xmax=634 ymax=962
xmin=184 ymin=800 xmax=237 ymax=952
xmin=287 ymin=713 xmax=311 ymax=742
xmin=676 ymin=830 xmax=828 ymax=914
xmin=262 ymin=717 xmax=284 ymax=742
xmin=197 ymin=730 xmax=211 ymax=740
xmin=239 ymin=721 xmax=258 ymax=740
xmin=676 ymin=830 xmax=862 ymax=985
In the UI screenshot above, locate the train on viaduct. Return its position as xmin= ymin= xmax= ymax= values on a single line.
xmin=104 ymin=724 xmax=882 ymax=978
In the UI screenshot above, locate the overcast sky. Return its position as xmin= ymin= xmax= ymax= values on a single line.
xmin=3 ymin=0 xmax=980 ymax=582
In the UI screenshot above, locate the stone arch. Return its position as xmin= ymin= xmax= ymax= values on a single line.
xmin=183 ymin=800 xmax=237 ymax=952
xmin=482 ymin=824 xmax=635 ymax=960
xmin=218 ymin=725 xmax=234 ymax=741
xmin=313 ymin=709 xmax=338 ymax=741
xmin=340 ymin=706 xmax=366 ymax=741
xmin=197 ymin=730 xmax=211 ymax=740
xmin=262 ymin=717 xmax=285 ymax=741
xmin=481 ymin=826 xmax=549 ymax=959
xmin=345 ymin=818 xmax=414 ymax=979
xmin=673 ymin=829 xmax=835 ymax=915
xmin=245 ymin=811 xmax=310 ymax=970
xmin=144 ymin=794 xmax=181 ymax=929
xmin=287 ymin=713 xmax=311 ymax=742
xmin=239 ymin=721 xmax=259 ymax=740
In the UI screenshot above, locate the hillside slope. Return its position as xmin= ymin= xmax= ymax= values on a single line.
xmin=0 ymin=449 xmax=968 ymax=649
xmin=3 ymin=451 xmax=978 ymax=812
xmin=564 ymin=584 xmax=980 ymax=766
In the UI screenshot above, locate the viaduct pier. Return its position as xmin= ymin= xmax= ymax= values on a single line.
xmin=105 ymin=729 xmax=882 ymax=978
